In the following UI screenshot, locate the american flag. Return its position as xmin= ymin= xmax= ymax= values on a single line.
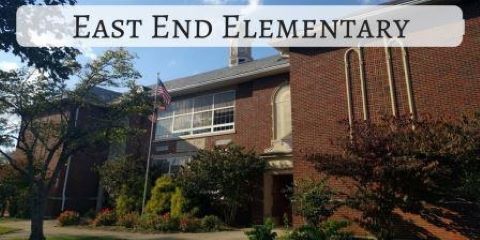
xmin=153 ymin=77 xmax=171 ymax=109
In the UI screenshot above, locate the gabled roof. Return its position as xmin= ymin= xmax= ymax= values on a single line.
xmin=153 ymin=55 xmax=289 ymax=96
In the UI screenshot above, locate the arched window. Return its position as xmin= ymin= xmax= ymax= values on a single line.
xmin=273 ymin=84 xmax=292 ymax=141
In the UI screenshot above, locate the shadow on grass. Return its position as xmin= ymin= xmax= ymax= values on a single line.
xmin=0 ymin=225 xmax=20 ymax=235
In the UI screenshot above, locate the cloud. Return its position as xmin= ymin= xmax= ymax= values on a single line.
xmin=0 ymin=61 xmax=19 ymax=72
xmin=80 ymin=46 xmax=98 ymax=60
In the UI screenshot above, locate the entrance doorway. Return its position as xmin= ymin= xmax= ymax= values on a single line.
xmin=271 ymin=174 xmax=293 ymax=225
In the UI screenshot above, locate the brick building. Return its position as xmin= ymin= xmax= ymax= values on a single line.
xmin=42 ymin=0 xmax=480 ymax=238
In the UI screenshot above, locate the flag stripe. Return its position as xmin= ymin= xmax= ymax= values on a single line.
xmin=154 ymin=79 xmax=172 ymax=107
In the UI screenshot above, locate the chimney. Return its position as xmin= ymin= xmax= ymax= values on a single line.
xmin=229 ymin=46 xmax=253 ymax=67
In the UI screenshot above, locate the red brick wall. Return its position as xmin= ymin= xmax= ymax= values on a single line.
xmin=289 ymin=1 xmax=480 ymax=238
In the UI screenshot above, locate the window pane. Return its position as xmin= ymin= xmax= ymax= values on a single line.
xmin=193 ymin=111 xmax=212 ymax=128
xmin=156 ymin=118 xmax=172 ymax=138
xmin=173 ymin=114 xmax=192 ymax=131
xmin=193 ymin=128 xmax=211 ymax=134
xmin=214 ymin=91 xmax=235 ymax=108
xmin=214 ymin=125 xmax=233 ymax=132
xmin=174 ymin=99 xmax=193 ymax=114
xmin=194 ymin=95 xmax=213 ymax=112
xmin=213 ymin=108 xmax=234 ymax=125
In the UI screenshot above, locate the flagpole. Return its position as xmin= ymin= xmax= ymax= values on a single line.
xmin=141 ymin=73 xmax=160 ymax=214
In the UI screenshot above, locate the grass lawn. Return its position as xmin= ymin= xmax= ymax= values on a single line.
xmin=0 ymin=225 xmax=20 ymax=235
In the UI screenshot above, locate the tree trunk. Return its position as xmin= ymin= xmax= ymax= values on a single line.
xmin=29 ymin=182 xmax=46 ymax=240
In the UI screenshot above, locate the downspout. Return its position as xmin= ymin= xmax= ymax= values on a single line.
xmin=61 ymin=107 xmax=80 ymax=212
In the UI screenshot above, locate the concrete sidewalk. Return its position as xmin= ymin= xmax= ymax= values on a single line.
xmin=0 ymin=220 xmax=252 ymax=240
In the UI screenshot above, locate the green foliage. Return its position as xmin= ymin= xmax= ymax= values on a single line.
xmin=115 ymin=194 xmax=136 ymax=217
xmin=138 ymin=213 xmax=180 ymax=232
xmin=179 ymin=216 xmax=202 ymax=232
xmin=92 ymin=209 xmax=116 ymax=227
xmin=170 ymin=187 xmax=186 ymax=218
xmin=0 ymin=48 xmax=151 ymax=239
xmin=309 ymin=115 xmax=480 ymax=239
xmin=117 ymin=212 xmax=140 ymax=228
xmin=0 ymin=164 xmax=29 ymax=218
xmin=201 ymin=215 xmax=223 ymax=232
xmin=245 ymin=218 xmax=277 ymax=240
xmin=281 ymin=220 xmax=351 ymax=240
xmin=0 ymin=0 xmax=79 ymax=80
xmin=57 ymin=211 xmax=80 ymax=226
xmin=145 ymin=176 xmax=176 ymax=215
xmin=180 ymin=144 xmax=266 ymax=225
xmin=291 ymin=179 xmax=336 ymax=226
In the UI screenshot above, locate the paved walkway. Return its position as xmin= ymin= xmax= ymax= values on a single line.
xmin=0 ymin=220 xmax=254 ymax=240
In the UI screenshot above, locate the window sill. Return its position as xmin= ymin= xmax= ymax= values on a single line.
xmin=154 ymin=129 xmax=236 ymax=142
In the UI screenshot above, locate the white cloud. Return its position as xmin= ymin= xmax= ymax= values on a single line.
xmin=81 ymin=46 xmax=98 ymax=60
xmin=0 ymin=61 xmax=19 ymax=72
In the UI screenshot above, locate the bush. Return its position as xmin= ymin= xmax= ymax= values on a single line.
xmin=115 ymin=194 xmax=137 ymax=216
xmin=281 ymin=220 xmax=351 ymax=240
xmin=201 ymin=215 xmax=223 ymax=232
xmin=117 ymin=212 xmax=140 ymax=228
xmin=291 ymin=179 xmax=336 ymax=226
xmin=139 ymin=213 xmax=162 ymax=230
xmin=139 ymin=213 xmax=179 ymax=232
xmin=179 ymin=216 xmax=202 ymax=232
xmin=170 ymin=187 xmax=186 ymax=218
xmin=180 ymin=144 xmax=266 ymax=225
xmin=156 ymin=213 xmax=180 ymax=232
xmin=245 ymin=218 xmax=277 ymax=240
xmin=92 ymin=208 xmax=116 ymax=226
xmin=57 ymin=211 xmax=80 ymax=226
xmin=145 ymin=176 xmax=176 ymax=215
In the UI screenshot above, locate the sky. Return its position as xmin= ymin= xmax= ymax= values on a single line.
xmin=0 ymin=0 xmax=386 ymax=87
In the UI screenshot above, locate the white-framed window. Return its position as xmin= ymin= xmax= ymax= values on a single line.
xmin=155 ymin=90 xmax=235 ymax=140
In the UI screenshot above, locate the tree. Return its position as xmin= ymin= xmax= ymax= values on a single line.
xmin=309 ymin=115 xmax=480 ymax=239
xmin=0 ymin=48 xmax=152 ymax=240
xmin=97 ymin=155 xmax=147 ymax=213
xmin=179 ymin=144 xmax=266 ymax=225
xmin=0 ymin=0 xmax=79 ymax=80
xmin=290 ymin=178 xmax=337 ymax=227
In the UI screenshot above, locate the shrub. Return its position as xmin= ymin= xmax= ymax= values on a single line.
xmin=57 ymin=211 xmax=80 ymax=226
xmin=179 ymin=216 xmax=202 ymax=232
xmin=139 ymin=213 xmax=162 ymax=230
xmin=115 ymin=194 xmax=137 ymax=216
xmin=291 ymin=178 xmax=336 ymax=226
xmin=83 ymin=209 xmax=97 ymax=220
xmin=156 ymin=213 xmax=180 ymax=232
xmin=281 ymin=220 xmax=351 ymax=240
xmin=170 ymin=187 xmax=186 ymax=218
xmin=92 ymin=208 xmax=116 ymax=226
xmin=245 ymin=218 xmax=277 ymax=240
xmin=139 ymin=213 xmax=179 ymax=232
xmin=117 ymin=212 xmax=140 ymax=228
xmin=201 ymin=215 xmax=223 ymax=232
xmin=180 ymin=144 xmax=266 ymax=225
xmin=145 ymin=176 xmax=176 ymax=215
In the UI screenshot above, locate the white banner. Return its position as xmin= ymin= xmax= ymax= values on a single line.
xmin=16 ymin=5 xmax=464 ymax=47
